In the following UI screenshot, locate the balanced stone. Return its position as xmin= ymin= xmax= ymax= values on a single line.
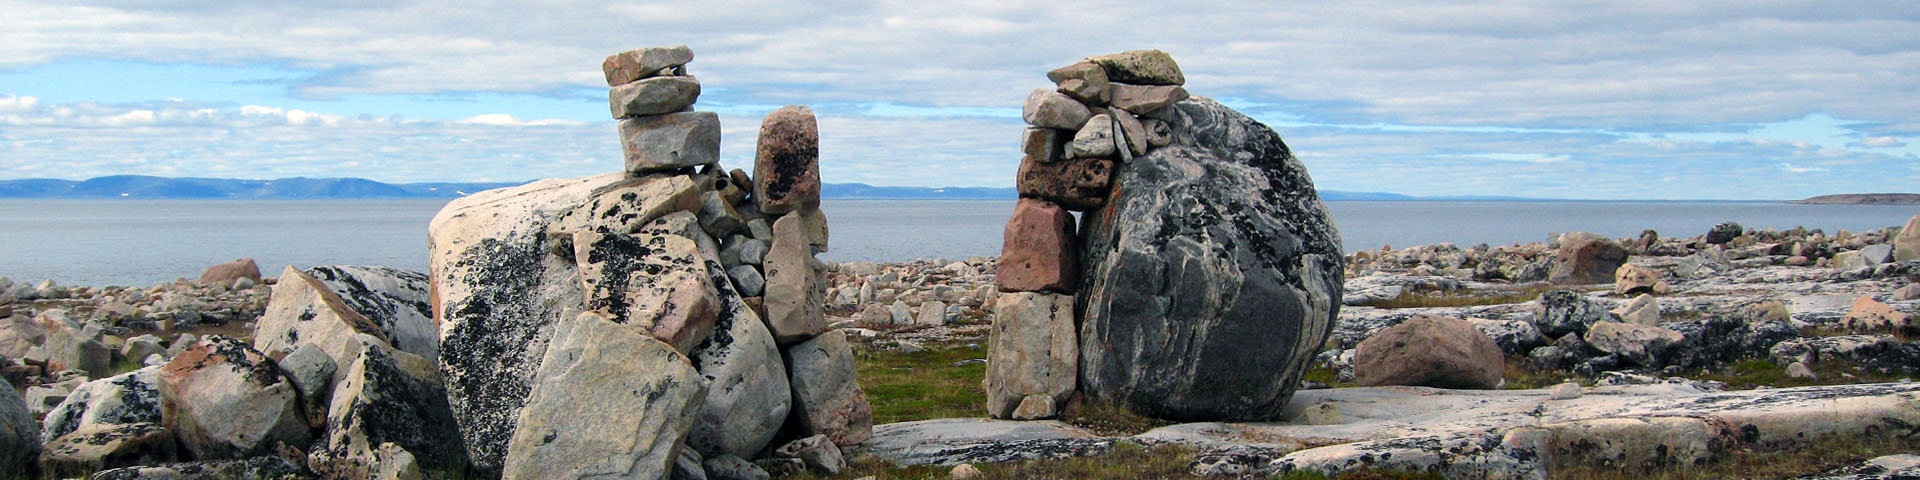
xmin=763 ymin=213 xmax=827 ymax=344
xmin=996 ymin=198 xmax=1079 ymax=293
xmin=1047 ymin=62 xmax=1110 ymax=105
xmin=754 ymin=106 xmax=822 ymax=215
xmin=603 ymin=45 xmax=694 ymax=86
xmin=574 ymin=230 xmax=720 ymax=355
xmin=619 ymin=111 xmax=722 ymax=174
xmin=984 ymin=292 xmax=1077 ymax=420
xmin=1108 ymin=84 xmax=1190 ymax=114
xmin=1068 ymin=114 xmax=1117 ymax=159
xmin=1021 ymin=128 xmax=1069 ymax=164
xmin=784 ymin=331 xmax=873 ymax=446
xmin=1082 ymin=49 xmax=1185 ymax=85
xmin=609 ymin=76 xmax=702 ymax=118
xmin=1015 ymin=155 xmax=1111 ymax=212
xmin=158 ymin=336 xmax=310 ymax=460
xmin=1078 ymin=98 xmax=1343 ymax=421
xmin=1022 ymin=88 xmax=1092 ymax=130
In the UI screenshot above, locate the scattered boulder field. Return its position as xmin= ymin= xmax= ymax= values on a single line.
xmin=3 ymin=47 xmax=1920 ymax=480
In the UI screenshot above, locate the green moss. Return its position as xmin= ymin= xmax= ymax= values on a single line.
xmin=1553 ymin=432 xmax=1918 ymax=480
xmin=854 ymin=341 xmax=989 ymax=424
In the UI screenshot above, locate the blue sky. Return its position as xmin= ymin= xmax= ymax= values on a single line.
xmin=2 ymin=2 xmax=1917 ymax=200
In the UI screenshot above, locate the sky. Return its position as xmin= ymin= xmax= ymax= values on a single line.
xmin=1 ymin=1 xmax=1917 ymax=200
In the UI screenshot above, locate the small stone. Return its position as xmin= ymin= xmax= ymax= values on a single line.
xmin=728 ymin=265 xmax=766 ymax=297
xmin=704 ymin=453 xmax=770 ymax=480
xmin=619 ymin=111 xmax=722 ymax=174
xmin=1297 ymin=403 xmax=1342 ymax=425
xmin=1068 ymin=113 xmax=1117 ymax=159
xmin=199 ymin=258 xmax=262 ymax=286
xmin=602 ymin=45 xmax=694 ymax=86
xmin=1082 ymin=49 xmax=1185 ymax=85
xmin=1110 ymin=108 xmax=1149 ymax=156
xmin=754 ymin=106 xmax=822 ymax=215
xmin=1108 ymin=84 xmax=1189 ymax=114
xmin=1021 ymin=127 xmax=1070 ymax=164
xmin=1786 ymin=361 xmax=1817 ymax=379
xmin=1022 ymin=88 xmax=1092 ymax=130
xmin=1548 ymin=382 xmax=1583 ymax=400
xmin=1016 ymin=155 xmax=1112 ymax=212
xmin=1010 ymin=395 xmax=1057 ymax=420
xmin=1141 ymin=118 xmax=1172 ymax=147
xmin=609 ymin=75 xmax=702 ymax=118
xmin=950 ymin=463 xmax=984 ymax=480
xmin=773 ymin=434 xmax=845 ymax=475
xmin=1047 ymin=62 xmax=1110 ymax=105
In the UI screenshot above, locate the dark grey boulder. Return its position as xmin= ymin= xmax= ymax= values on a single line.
xmin=1530 ymin=290 xmax=1616 ymax=338
xmin=1076 ymin=97 xmax=1344 ymax=421
xmin=305 ymin=265 xmax=439 ymax=364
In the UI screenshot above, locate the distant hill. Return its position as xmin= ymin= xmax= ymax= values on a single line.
xmin=0 ymin=175 xmax=528 ymax=199
xmin=1794 ymin=193 xmax=1920 ymax=205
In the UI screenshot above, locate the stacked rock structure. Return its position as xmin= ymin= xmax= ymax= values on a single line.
xmin=429 ymin=46 xmax=870 ymax=479
xmin=987 ymin=50 xmax=1345 ymax=422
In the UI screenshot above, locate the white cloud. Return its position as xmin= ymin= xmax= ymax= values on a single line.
xmin=1853 ymin=136 xmax=1906 ymax=148
xmin=458 ymin=113 xmax=585 ymax=127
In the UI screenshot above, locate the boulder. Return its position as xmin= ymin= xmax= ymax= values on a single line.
xmin=602 ymin=45 xmax=694 ymax=86
xmin=429 ymin=173 xmax=641 ymax=470
xmin=157 ymin=336 xmax=309 ymax=460
xmin=996 ymin=199 xmax=1080 ymax=293
xmin=198 ymin=258 xmax=262 ymax=285
xmin=1585 ymin=321 xmax=1685 ymax=367
xmin=1611 ymin=294 xmax=1661 ymax=325
xmin=304 ymin=265 xmax=439 ymax=364
xmin=1531 ymin=290 xmax=1616 ymax=338
xmin=254 ymin=265 xmax=390 ymax=382
xmin=1081 ymin=49 xmax=1185 ymax=85
xmin=574 ymin=230 xmax=720 ymax=355
xmin=1077 ymin=97 xmax=1343 ymax=421
xmin=1015 ymin=155 xmax=1112 ymax=212
xmin=984 ymin=292 xmax=1077 ymax=419
xmin=40 ymin=366 xmax=161 ymax=442
xmin=0 ymin=375 xmax=37 ymax=475
xmin=753 ymin=105 xmax=821 ymax=215
xmin=609 ymin=75 xmax=702 ymax=118
xmin=1612 ymin=263 xmax=1667 ymax=295
xmin=1108 ymin=85 xmax=1189 ymax=114
xmin=1896 ymin=215 xmax=1920 ymax=262
xmin=502 ymin=311 xmax=706 ymax=480
xmin=1705 ymin=221 xmax=1743 ymax=245
xmin=47 ymin=328 xmax=111 ymax=379
xmin=1022 ymin=88 xmax=1092 ymax=130
xmin=310 ymin=337 xmax=467 ymax=479
xmin=38 ymin=422 xmax=177 ymax=477
xmin=1467 ymin=317 xmax=1546 ymax=357
xmin=1859 ymin=244 xmax=1895 ymax=266
xmin=619 ymin=111 xmax=722 ymax=175
xmin=917 ymin=300 xmax=950 ymax=326
xmin=1843 ymin=295 xmax=1910 ymax=331
xmin=1047 ymin=62 xmax=1110 ymax=105
xmin=784 ymin=331 xmax=873 ymax=446
xmin=763 ymin=213 xmax=828 ymax=344
xmin=0 ymin=310 xmax=47 ymax=358
xmin=686 ymin=247 xmax=791 ymax=460
xmin=1355 ymin=315 xmax=1504 ymax=390
xmin=1894 ymin=283 xmax=1920 ymax=301
xmin=1547 ymin=232 xmax=1627 ymax=285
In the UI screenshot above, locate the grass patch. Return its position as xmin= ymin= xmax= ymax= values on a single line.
xmin=1357 ymin=287 xmax=1550 ymax=309
xmin=854 ymin=341 xmax=988 ymax=424
xmin=1688 ymin=358 xmax=1907 ymax=389
xmin=1554 ymin=432 xmax=1919 ymax=480
xmin=1501 ymin=360 xmax=1581 ymax=390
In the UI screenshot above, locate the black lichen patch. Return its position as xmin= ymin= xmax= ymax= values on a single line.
xmin=321 ymin=345 xmax=469 ymax=472
xmin=441 ymin=237 xmax=548 ymax=469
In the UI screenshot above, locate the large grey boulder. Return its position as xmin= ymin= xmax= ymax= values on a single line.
xmin=157 ymin=336 xmax=309 ymax=460
xmin=1531 ymin=290 xmax=1616 ymax=338
xmin=686 ymin=249 xmax=791 ymax=460
xmin=255 ymin=265 xmax=390 ymax=383
xmin=310 ymin=336 xmax=467 ymax=479
xmin=502 ymin=311 xmax=706 ymax=480
xmin=0 ymin=375 xmax=38 ymax=476
xmin=1077 ymin=97 xmax=1343 ymax=421
xmin=984 ymin=292 xmax=1077 ymax=420
xmin=785 ymin=331 xmax=873 ymax=446
xmin=305 ymin=265 xmax=440 ymax=364
xmin=41 ymin=366 xmax=162 ymax=442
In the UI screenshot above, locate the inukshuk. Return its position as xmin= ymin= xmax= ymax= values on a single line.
xmin=987 ymin=50 xmax=1345 ymax=421
xmin=430 ymin=45 xmax=870 ymax=479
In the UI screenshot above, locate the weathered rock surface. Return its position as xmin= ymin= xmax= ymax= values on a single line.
xmin=1896 ymin=215 xmax=1920 ymax=262
xmin=502 ymin=311 xmax=706 ymax=480
xmin=198 ymin=258 xmax=262 ymax=285
xmin=1047 ymin=62 xmax=1109 ymax=105
xmin=603 ymin=45 xmax=694 ymax=86
xmin=1843 ymin=295 xmax=1910 ymax=331
xmin=1531 ymin=290 xmax=1616 ymax=338
xmin=852 ymin=418 xmax=1101 ymax=467
xmin=1015 ymin=155 xmax=1111 ymax=211
xmin=304 ymin=265 xmax=438 ymax=364
xmin=1612 ymin=263 xmax=1668 ymax=295
xmin=0 ymin=377 xmax=38 ymax=476
xmin=785 ymin=331 xmax=873 ymax=446
xmin=1548 ymin=232 xmax=1628 ymax=285
xmin=996 ymin=199 xmax=1079 ymax=293
xmin=619 ymin=111 xmax=722 ymax=176
xmin=1022 ymin=88 xmax=1092 ymax=131
xmin=1355 ymin=315 xmax=1504 ymax=389
xmin=157 ymin=336 xmax=309 ymax=460
xmin=255 ymin=265 xmax=390 ymax=381
xmin=89 ymin=456 xmax=308 ymax=480
xmin=1585 ymin=321 xmax=1685 ymax=366
xmin=686 ymin=246 xmax=792 ymax=460
xmin=40 ymin=366 xmax=161 ymax=442
xmin=0 ymin=310 xmax=47 ymax=358
xmin=1082 ymin=49 xmax=1185 ymax=86
xmin=546 ymin=174 xmax=705 ymax=248
xmin=763 ymin=213 xmax=828 ymax=344
xmin=39 ymin=422 xmax=177 ymax=477
xmin=754 ymin=105 xmax=821 ymax=215
xmin=574 ymin=230 xmax=720 ymax=355
xmin=609 ymin=76 xmax=702 ymax=118
xmin=1077 ymin=97 xmax=1344 ymax=421
xmin=428 ymin=172 xmax=631 ymax=470
xmin=985 ymin=292 xmax=1077 ymax=419
xmin=310 ymin=337 xmax=467 ymax=479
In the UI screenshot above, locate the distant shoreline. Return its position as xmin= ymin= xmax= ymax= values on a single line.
xmin=1794 ymin=193 xmax=1920 ymax=205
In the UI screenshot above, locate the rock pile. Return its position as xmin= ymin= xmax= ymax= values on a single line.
xmin=987 ymin=50 xmax=1344 ymax=422
xmin=428 ymin=45 xmax=869 ymax=478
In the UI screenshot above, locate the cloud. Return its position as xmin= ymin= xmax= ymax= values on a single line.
xmin=457 ymin=113 xmax=585 ymax=127
xmin=1850 ymin=136 xmax=1906 ymax=148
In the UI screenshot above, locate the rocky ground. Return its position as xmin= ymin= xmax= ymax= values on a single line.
xmin=3 ymin=219 xmax=1919 ymax=479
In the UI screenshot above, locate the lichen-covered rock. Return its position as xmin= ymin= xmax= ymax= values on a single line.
xmin=306 ymin=265 xmax=440 ymax=364
xmin=1355 ymin=315 xmax=1504 ymax=389
xmin=785 ymin=331 xmax=873 ymax=446
xmin=1843 ymin=295 xmax=1910 ymax=331
xmin=1705 ymin=221 xmax=1744 ymax=245
xmin=40 ymin=366 xmax=161 ymax=442
xmin=1077 ymin=97 xmax=1343 ymax=421
xmin=763 ymin=213 xmax=827 ymax=344
xmin=0 ymin=376 xmax=38 ymax=476
xmin=1081 ymin=49 xmax=1185 ymax=86
xmin=574 ymin=230 xmax=720 ymax=355
xmin=39 ymin=422 xmax=177 ymax=477
xmin=602 ymin=45 xmax=693 ymax=86
xmin=1531 ymin=290 xmax=1616 ymax=338
xmin=310 ymin=337 xmax=467 ymax=479
xmin=502 ymin=311 xmax=706 ymax=480
xmin=1548 ymin=232 xmax=1627 ymax=285
xmin=1015 ymin=155 xmax=1111 ymax=212
xmin=1469 ymin=317 xmax=1546 ymax=357
xmin=686 ymin=241 xmax=791 ymax=460
xmin=157 ymin=336 xmax=309 ymax=460
xmin=429 ymin=172 xmax=633 ymax=470
xmin=753 ymin=105 xmax=821 ymax=215
xmin=255 ymin=265 xmax=390 ymax=381
xmin=985 ymin=292 xmax=1077 ymax=420
xmin=1585 ymin=321 xmax=1685 ymax=367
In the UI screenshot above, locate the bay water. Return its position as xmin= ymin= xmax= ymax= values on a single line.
xmin=1 ymin=198 xmax=1913 ymax=286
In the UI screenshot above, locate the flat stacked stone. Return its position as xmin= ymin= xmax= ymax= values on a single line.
xmin=605 ymin=45 xmax=720 ymax=175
